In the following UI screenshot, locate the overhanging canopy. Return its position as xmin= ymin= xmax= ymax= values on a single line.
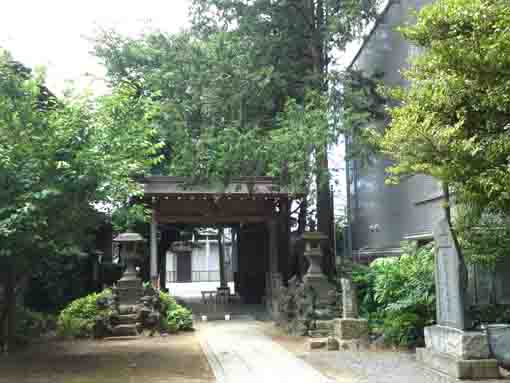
xmin=141 ymin=176 xmax=302 ymax=225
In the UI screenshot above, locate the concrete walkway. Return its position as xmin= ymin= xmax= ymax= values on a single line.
xmin=198 ymin=320 xmax=334 ymax=383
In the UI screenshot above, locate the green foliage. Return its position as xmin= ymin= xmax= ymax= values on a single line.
xmin=353 ymin=242 xmax=436 ymax=346
xmin=159 ymin=291 xmax=193 ymax=332
xmin=352 ymin=263 xmax=379 ymax=319
xmin=166 ymin=306 xmax=194 ymax=333
xmin=93 ymin=0 xmax=380 ymax=231
xmin=340 ymin=70 xmax=388 ymax=165
xmin=0 ymin=48 xmax=161 ymax=266
xmin=15 ymin=306 xmax=56 ymax=345
xmin=469 ymin=305 xmax=510 ymax=325
xmin=455 ymin=204 xmax=510 ymax=267
xmin=24 ymin=252 xmax=94 ymax=313
xmin=57 ymin=289 xmax=113 ymax=338
xmin=381 ymin=0 xmax=510 ymax=215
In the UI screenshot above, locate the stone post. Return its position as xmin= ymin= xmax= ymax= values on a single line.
xmin=341 ymin=277 xmax=358 ymax=319
xmin=416 ymin=218 xmax=500 ymax=380
xmin=334 ymin=263 xmax=369 ymax=351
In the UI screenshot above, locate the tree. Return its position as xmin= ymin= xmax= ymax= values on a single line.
xmin=0 ymin=49 xmax=161 ymax=351
xmin=381 ymin=0 xmax=510 ymax=217
xmin=94 ymin=1 xmax=380 ymax=274
xmin=190 ymin=0 xmax=380 ymax=266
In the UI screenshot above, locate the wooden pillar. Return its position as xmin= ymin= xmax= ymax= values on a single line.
xmin=267 ymin=219 xmax=279 ymax=274
xmin=218 ymin=227 xmax=227 ymax=288
xmin=279 ymin=198 xmax=290 ymax=281
xmin=150 ymin=210 xmax=158 ymax=287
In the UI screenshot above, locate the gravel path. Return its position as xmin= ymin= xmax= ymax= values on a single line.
xmin=258 ymin=322 xmax=508 ymax=383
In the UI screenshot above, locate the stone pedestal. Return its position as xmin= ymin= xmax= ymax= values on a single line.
xmin=334 ymin=318 xmax=369 ymax=351
xmin=116 ymin=278 xmax=143 ymax=307
xmin=417 ymin=325 xmax=500 ymax=380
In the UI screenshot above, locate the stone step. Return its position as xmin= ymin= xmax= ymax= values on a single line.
xmin=315 ymin=320 xmax=335 ymax=330
xmin=416 ymin=348 xmax=500 ymax=380
xmin=308 ymin=337 xmax=328 ymax=350
xmin=112 ymin=324 xmax=140 ymax=337
xmin=197 ymin=313 xmax=255 ymax=321
xmin=308 ymin=329 xmax=331 ymax=338
xmin=308 ymin=336 xmax=339 ymax=351
xmin=103 ymin=336 xmax=140 ymax=341
xmin=117 ymin=314 xmax=138 ymax=325
xmin=117 ymin=279 xmax=142 ymax=289
xmin=119 ymin=305 xmax=139 ymax=315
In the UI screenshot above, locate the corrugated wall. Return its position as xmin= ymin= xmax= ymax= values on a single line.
xmin=349 ymin=0 xmax=442 ymax=257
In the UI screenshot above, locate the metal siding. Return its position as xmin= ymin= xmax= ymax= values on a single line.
xmin=350 ymin=0 xmax=441 ymax=255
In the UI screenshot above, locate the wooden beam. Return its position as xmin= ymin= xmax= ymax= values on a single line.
xmin=157 ymin=215 xmax=274 ymax=225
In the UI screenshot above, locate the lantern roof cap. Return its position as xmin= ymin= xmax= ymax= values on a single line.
xmin=113 ymin=232 xmax=145 ymax=242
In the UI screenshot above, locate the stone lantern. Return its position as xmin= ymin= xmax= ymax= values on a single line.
xmin=301 ymin=231 xmax=328 ymax=280
xmin=300 ymin=232 xmax=335 ymax=314
xmin=113 ymin=232 xmax=145 ymax=306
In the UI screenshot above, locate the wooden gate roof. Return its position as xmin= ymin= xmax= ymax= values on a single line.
xmin=141 ymin=176 xmax=301 ymax=224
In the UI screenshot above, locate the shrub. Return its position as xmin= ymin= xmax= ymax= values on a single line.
xmin=14 ymin=306 xmax=56 ymax=345
xmin=57 ymin=289 xmax=113 ymax=338
xmin=166 ymin=306 xmax=193 ymax=332
xmin=159 ymin=291 xmax=193 ymax=332
xmin=353 ymin=241 xmax=436 ymax=347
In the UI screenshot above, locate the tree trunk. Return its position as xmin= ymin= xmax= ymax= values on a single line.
xmin=0 ymin=298 xmax=7 ymax=353
xmin=297 ymin=198 xmax=308 ymax=234
xmin=309 ymin=0 xmax=334 ymax=276
xmin=4 ymin=260 xmax=16 ymax=353
xmin=316 ymin=161 xmax=334 ymax=276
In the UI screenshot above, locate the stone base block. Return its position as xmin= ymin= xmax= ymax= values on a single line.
xmin=424 ymin=325 xmax=490 ymax=360
xmin=316 ymin=319 xmax=335 ymax=331
xmin=416 ymin=348 xmax=500 ymax=380
xmin=338 ymin=339 xmax=369 ymax=351
xmin=308 ymin=337 xmax=327 ymax=350
xmin=327 ymin=337 xmax=340 ymax=351
xmin=117 ymin=277 xmax=142 ymax=289
xmin=334 ymin=318 xmax=369 ymax=341
xmin=112 ymin=324 xmax=140 ymax=337
xmin=303 ymin=274 xmax=335 ymax=306
xmin=309 ymin=329 xmax=330 ymax=338
xmin=119 ymin=305 xmax=139 ymax=315
xmin=308 ymin=337 xmax=340 ymax=351
xmin=117 ymin=314 xmax=138 ymax=325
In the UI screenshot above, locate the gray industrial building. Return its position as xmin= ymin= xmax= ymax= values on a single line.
xmin=346 ymin=0 xmax=442 ymax=262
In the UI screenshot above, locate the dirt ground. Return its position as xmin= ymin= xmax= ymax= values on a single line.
xmin=0 ymin=332 xmax=214 ymax=383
